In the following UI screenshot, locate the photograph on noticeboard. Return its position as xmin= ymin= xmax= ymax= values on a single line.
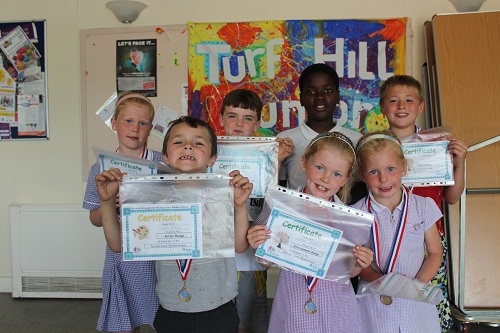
xmin=116 ymin=38 xmax=157 ymax=97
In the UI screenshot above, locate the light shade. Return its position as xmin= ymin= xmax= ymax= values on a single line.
xmin=448 ymin=0 xmax=486 ymax=12
xmin=106 ymin=0 xmax=148 ymax=23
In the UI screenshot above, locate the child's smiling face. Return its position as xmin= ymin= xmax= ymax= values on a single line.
xmin=299 ymin=71 xmax=340 ymax=123
xmin=380 ymin=85 xmax=424 ymax=133
xmin=301 ymin=147 xmax=351 ymax=200
xmin=163 ymin=122 xmax=216 ymax=173
xmin=360 ymin=147 xmax=407 ymax=208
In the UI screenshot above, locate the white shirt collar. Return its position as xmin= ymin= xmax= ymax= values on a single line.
xmin=299 ymin=122 xmax=340 ymax=140
xmin=368 ymin=188 xmax=404 ymax=213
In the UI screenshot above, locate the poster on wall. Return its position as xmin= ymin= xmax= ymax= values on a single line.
xmin=116 ymin=38 xmax=157 ymax=97
xmin=188 ymin=18 xmax=409 ymax=136
xmin=0 ymin=20 xmax=48 ymax=140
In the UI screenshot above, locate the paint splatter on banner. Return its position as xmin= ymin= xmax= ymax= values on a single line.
xmin=188 ymin=19 xmax=407 ymax=136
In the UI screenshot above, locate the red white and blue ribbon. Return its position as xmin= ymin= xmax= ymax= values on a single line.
xmin=368 ymin=186 xmax=410 ymax=274
xmin=305 ymin=275 xmax=319 ymax=294
xmin=302 ymin=187 xmax=333 ymax=292
xmin=176 ymin=259 xmax=193 ymax=282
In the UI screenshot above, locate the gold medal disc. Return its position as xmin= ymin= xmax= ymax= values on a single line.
xmin=304 ymin=299 xmax=318 ymax=314
xmin=178 ymin=286 xmax=192 ymax=302
xmin=380 ymin=295 xmax=393 ymax=305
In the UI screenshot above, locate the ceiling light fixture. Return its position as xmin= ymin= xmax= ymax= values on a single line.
xmin=106 ymin=0 xmax=148 ymax=24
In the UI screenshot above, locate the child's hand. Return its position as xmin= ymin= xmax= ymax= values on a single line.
xmin=447 ymin=137 xmax=467 ymax=168
xmin=95 ymin=168 xmax=124 ymax=203
xmin=353 ymin=245 xmax=374 ymax=269
xmin=229 ymin=170 xmax=253 ymax=207
xmin=247 ymin=225 xmax=271 ymax=250
xmin=276 ymin=137 xmax=294 ymax=163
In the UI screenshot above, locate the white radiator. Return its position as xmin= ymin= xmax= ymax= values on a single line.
xmin=10 ymin=205 xmax=106 ymax=298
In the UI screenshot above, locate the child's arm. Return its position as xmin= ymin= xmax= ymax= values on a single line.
xmin=443 ymin=137 xmax=467 ymax=204
xmin=358 ymin=265 xmax=383 ymax=282
xmin=415 ymin=222 xmax=442 ymax=283
xmin=96 ymin=168 xmax=124 ymax=253
xmin=229 ymin=170 xmax=253 ymax=253
xmin=89 ymin=208 xmax=103 ymax=227
xmin=275 ymin=137 xmax=294 ymax=164
xmin=89 ymin=195 xmax=120 ymax=227
xmin=275 ymin=137 xmax=294 ymax=181
xmin=351 ymin=245 xmax=374 ymax=277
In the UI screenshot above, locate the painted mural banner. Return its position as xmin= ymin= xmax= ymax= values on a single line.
xmin=188 ymin=19 xmax=409 ymax=136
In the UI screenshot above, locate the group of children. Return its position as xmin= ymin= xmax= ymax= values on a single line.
xmin=83 ymin=63 xmax=467 ymax=333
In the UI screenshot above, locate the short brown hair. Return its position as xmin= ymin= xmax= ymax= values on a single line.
xmin=379 ymin=75 xmax=423 ymax=105
xmin=221 ymin=89 xmax=263 ymax=119
xmin=162 ymin=116 xmax=217 ymax=157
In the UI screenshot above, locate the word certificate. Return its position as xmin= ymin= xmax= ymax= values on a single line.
xmin=402 ymin=141 xmax=454 ymax=186
xmin=121 ymin=203 xmax=203 ymax=261
xmin=256 ymin=208 xmax=342 ymax=279
xmin=96 ymin=149 xmax=171 ymax=175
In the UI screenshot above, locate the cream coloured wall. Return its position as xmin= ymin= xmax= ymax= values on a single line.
xmin=1 ymin=0 xmax=499 ymax=291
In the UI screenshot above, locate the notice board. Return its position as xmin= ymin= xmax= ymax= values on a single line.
xmin=0 ymin=20 xmax=48 ymax=140
xmin=80 ymin=25 xmax=188 ymax=179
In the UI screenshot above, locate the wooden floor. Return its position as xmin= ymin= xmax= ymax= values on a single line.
xmin=1 ymin=293 xmax=499 ymax=332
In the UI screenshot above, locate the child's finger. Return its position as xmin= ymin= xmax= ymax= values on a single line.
xmin=233 ymin=176 xmax=250 ymax=188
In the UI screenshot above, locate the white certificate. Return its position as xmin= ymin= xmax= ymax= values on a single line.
xmin=121 ymin=203 xmax=203 ymax=261
xmin=120 ymin=174 xmax=235 ymax=259
xmin=95 ymin=148 xmax=171 ymax=175
xmin=255 ymin=207 xmax=343 ymax=279
xmin=208 ymin=137 xmax=278 ymax=198
xmin=402 ymin=141 xmax=454 ymax=186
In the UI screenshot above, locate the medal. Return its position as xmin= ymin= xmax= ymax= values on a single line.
xmin=176 ymin=259 xmax=193 ymax=302
xmin=304 ymin=276 xmax=319 ymax=314
xmin=178 ymin=282 xmax=192 ymax=302
xmin=380 ymin=295 xmax=393 ymax=305
xmin=304 ymin=297 xmax=318 ymax=314
xmin=369 ymin=187 xmax=409 ymax=275
xmin=368 ymin=187 xmax=410 ymax=306
xmin=367 ymin=186 xmax=410 ymax=305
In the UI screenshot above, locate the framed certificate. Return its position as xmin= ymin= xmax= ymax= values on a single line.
xmin=208 ymin=136 xmax=278 ymax=198
xmin=402 ymin=141 xmax=454 ymax=186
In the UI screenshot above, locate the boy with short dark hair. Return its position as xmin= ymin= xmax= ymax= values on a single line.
xmin=97 ymin=116 xmax=253 ymax=333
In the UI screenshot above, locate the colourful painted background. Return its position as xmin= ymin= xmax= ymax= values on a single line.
xmin=188 ymin=19 xmax=407 ymax=136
